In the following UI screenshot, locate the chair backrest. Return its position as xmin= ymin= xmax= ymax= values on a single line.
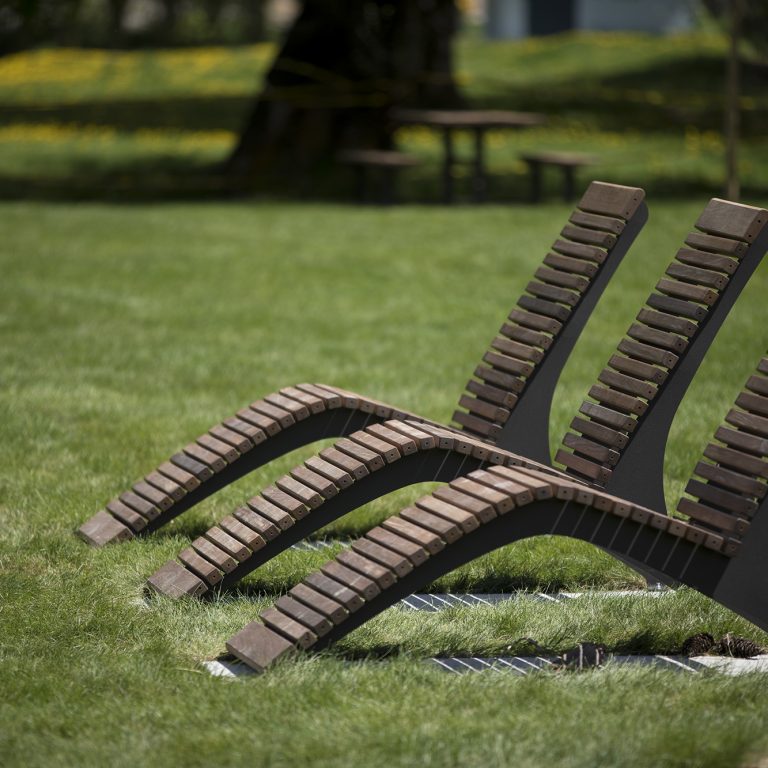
xmin=452 ymin=181 xmax=647 ymax=465
xmin=554 ymin=199 xmax=768 ymax=512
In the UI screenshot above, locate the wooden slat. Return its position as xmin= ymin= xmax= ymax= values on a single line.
xmin=275 ymin=475 xmax=324 ymax=509
xmin=430 ymin=488 xmax=496 ymax=524
xmin=695 ymin=198 xmax=767 ymax=242
xmin=617 ymin=338 xmax=678 ymax=368
xmin=467 ymin=469 xmax=534 ymax=505
xmin=499 ymin=323 xmax=553 ymax=350
xmin=289 ymin=583 xmax=348 ymax=624
xmin=383 ymin=421 xmax=436 ymax=450
xmin=677 ymin=498 xmax=748 ymax=535
xmin=416 ymin=497 xmax=481 ymax=533
xmin=318 ymin=562 xmax=380 ymax=601
xmin=131 ymin=480 xmax=174 ymax=511
xmin=543 ymin=252 xmax=597 ymax=277
xmin=262 ymin=486 xmax=310 ymax=520
xmin=579 ymin=401 xmax=637 ymax=432
xmin=196 ymin=434 xmax=239 ymax=463
xmin=226 ymin=622 xmax=295 ymax=672
xmin=170 ymin=452 xmax=213 ymax=482
xmin=274 ymin=596 xmax=332 ymax=637
xmin=736 ymin=392 xmax=768 ymax=418
xmin=685 ymin=478 xmax=758 ymax=517
xmin=562 ymin=433 xmax=620 ymax=465
xmin=219 ymin=515 xmax=266 ymax=551
xmin=646 ymin=293 xmax=706 ymax=321
xmin=381 ymin=516 xmax=445 ymax=554
xmin=208 ymin=424 xmax=253 ymax=453
xmin=296 ymin=383 xmax=343 ymax=409
xmin=119 ymin=491 xmax=159 ymax=520
xmin=483 ymin=351 xmax=534 ymax=377
xmin=598 ymin=369 xmax=657 ymax=399
xmin=746 ymin=375 xmax=768 ymax=397
xmin=158 ymin=460 xmax=200 ymax=491
xmin=205 ymin=526 xmax=251 ymax=561
xmin=552 ymin=238 xmax=607 ymax=263
xmin=684 ymin=231 xmax=748 ymax=257
xmin=569 ymin=209 xmax=625 ymax=234
xmin=311 ymin=451 xmax=361 ymax=484
xmin=183 ymin=443 xmax=226 ymax=472
xmin=637 ymin=308 xmax=698 ymax=338
xmin=145 ymin=470 xmax=186 ymax=502
xmin=351 ymin=538 xmax=414 ymax=576
xmin=518 ymin=295 xmax=571 ymax=322
xmin=666 ymin=263 xmax=728 ymax=290
xmin=608 ymin=354 xmax=667 ymax=385
xmin=279 ymin=386 xmax=326 ymax=414
xmin=458 ymin=394 xmax=509 ymax=422
xmin=488 ymin=465 xmax=556 ymax=499
xmin=588 ymin=385 xmax=647 ymax=416
xmin=222 ymin=416 xmax=267 ymax=445
xmin=534 ymin=266 xmax=588 ymax=292
xmin=577 ymin=181 xmax=645 ymax=219
xmin=715 ymin=426 xmax=768 ymax=457
xmin=336 ymin=550 xmax=397 ymax=589
xmin=236 ymin=407 xmax=281 ymax=436
xmin=703 ymin=444 xmax=768 ymax=479
xmin=366 ymin=423 xmax=418 ymax=455
xmin=555 ymin=449 xmax=611 ymax=484
xmin=694 ymin=461 xmax=767 ymax=498
xmin=676 ymin=247 xmax=738 ymax=274
xmin=569 ymin=416 xmax=629 ymax=449
xmin=449 ymin=477 xmax=513 ymax=513
xmin=105 ymin=500 xmax=147 ymax=531
xmin=365 ymin=527 xmax=429 ymax=566
xmin=348 ymin=432 xmax=400 ymax=463
xmin=656 ymin=278 xmax=718 ymax=306
xmin=466 ymin=379 xmax=518 ymax=408
xmin=560 ymin=225 xmax=616 ymax=249
xmin=179 ymin=547 xmax=222 ymax=586
xmin=473 ymin=365 xmax=525 ymax=394
xmin=233 ymin=506 xmax=280 ymax=540
xmin=628 ymin=323 xmax=688 ymax=353
xmin=191 ymin=537 xmax=237 ymax=572
xmin=303 ymin=571 xmax=364 ymax=612
xmin=263 ymin=392 xmax=310 ymax=420
xmin=290 ymin=465 xmax=339 ymax=499
xmin=250 ymin=400 xmax=296 ymax=429
xmin=260 ymin=607 xmax=316 ymax=649
xmin=508 ymin=309 xmax=562 ymax=335
xmin=400 ymin=506 xmax=462 ymax=543
xmin=725 ymin=408 xmax=768 ymax=438
xmin=247 ymin=496 xmax=295 ymax=530
xmin=333 ymin=439 xmax=385 ymax=472
xmin=491 ymin=336 xmax=544 ymax=363
xmin=525 ymin=281 xmax=579 ymax=306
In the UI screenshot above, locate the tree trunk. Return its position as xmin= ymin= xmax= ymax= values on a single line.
xmin=224 ymin=0 xmax=463 ymax=188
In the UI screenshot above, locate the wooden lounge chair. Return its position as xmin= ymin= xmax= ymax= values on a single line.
xmin=227 ymin=346 xmax=768 ymax=671
xmin=77 ymin=181 xmax=647 ymax=547
xmin=146 ymin=198 xmax=768 ymax=599
xmin=224 ymin=205 xmax=768 ymax=672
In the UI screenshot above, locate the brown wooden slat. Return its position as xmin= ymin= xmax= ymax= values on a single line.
xmin=534 ymin=266 xmax=589 ymax=292
xmin=416 ymin=497 xmax=481 ymax=533
xmin=183 ymin=443 xmax=227 ymax=472
xmin=219 ymin=515 xmax=266 ymax=551
xmin=685 ymin=230 xmax=748 ymax=257
xmin=483 ymin=351 xmax=534 ymax=377
xmin=715 ymin=426 xmax=768 ymax=457
xmin=555 ymin=449 xmax=611 ymax=484
xmin=119 ymin=491 xmax=160 ymax=520
xmin=130 ymin=481 xmax=173 ymax=512
xmin=336 ymin=550 xmax=397 ymax=589
xmin=569 ymin=209 xmax=625 ymax=234
xmin=275 ymin=475 xmax=324 ymax=509
xmin=247 ymin=496 xmax=295 ymax=530
xmin=677 ymin=498 xmax=748 ymax=535
xmin=236 ymin=407 xmax=281 ymax=436
xmin=449 ymin=477 xmax=513 ymax=513
xmin=295 ymin=383 xmax=343 ymax=409
xmin=431 ymin=488 xmax=496 ymax=523
xmin=208 ymin=425 xmax=253 ymax=453
xmin=400 ymin=506 xmax=462 ymax=543
xmin=685 ymin=479 xmax=758 ymax=517
xmin=676 ymin=247 xmax=738 ymax=274
xmin=178 ymin=547 xmax=222 ymax=585
xmin=193 ymin=435 xmax=238 ymax=464
xmin=264 ymin=392 xmax=313 ymax=419
xmin=288 ymin=466 xmax=338 ymax=499
xmin=490 ymin=336 xmax=544 ymax=363
xmin=703 ymin=444 xmax=768 ymax=479
xmin=466 ymin=379 xmax=518 ymax=408
xmin=233 ymin=506 xmax=280 ymax=541
xmin=351 ymin=538 xmax=414 ymax=576
xmin=579 ymin=401 xmax=637 ymax=432
xmin=334 ymin=439 xmax=385 ymax=472
xmin=694 ymin=461 xmax=767 ymax=498
xmin=598 ymin=369 xmax=657 ymax=399
xmin=525 ymin=281 xmax=579 ymax=306
xmin=105 ymin=500 xmax=147 ymax=531
xmin=560 ymin=225 xmax=617 ymax=249
xmin=656 ymin=277 xmax=718 ymax=307
xmin=170 ymin=452 xmax=213 ymax=482
xmin=191 ymin=536 xmax=237 ymax=572
xmin=608 ymin=354 xmax=667 ymax=385
xmin=320 ymin=561 xmax=380 ymax=601
xmin=637 ymin=308 xmax=698 ymax=338
xmin=499 ymin=323 xmax=554 ymax=352
xmin=569 ymin=416 xmax=629 ymax=449
xmin=473 ymin=365 xmax=525 ymax=394
xmin=577 ymin=181 xmax=644 ymax=219
xmin=366 ymin=526 xmax=430 ymax=565
xmin=383 ymin=421 xmax=437 ymax=450
xmin=222 ymin=416 xmax=267 ymax=445
xmin=562 ymin=433 xmax=620 ymax=465
xmin=666 ymin=263 xmax=728 ymax=291
xmin=274 ymin=596 xmax=332 ymax=637
xmin=303 ymin=571 xmax=364 ymax=612
xmin=158 ymin=460 xmax=200 ymax=491
xmin=262 ymin=486 xmax=310 ymax=520
xmin=736 ymin=392 xmax=768 ymax=418
xmin=725 ymin=408 xmax=768 ymax=438
xmin=260 ymin=608 xmax=316 ymax=649
xmin=588 ymin=385 xmax=647 ymax=416
xmin=543 ymin=252 xmax=597 ymax=277
xmin=508 ymin=309 xmax=563 ymax=335
xmin=617 ymin=338 xmax=679 ymax=368
xmin=205 ymin=526 xmax=251 ymax=561
xmin=311 ymin=452 xmax=361 ymax=484
xmin=145 ymin=470 xmax=186 ymax=502
xmin=366 ymin=423 xmax=418 ymax=455
xmin=552 ymin=238 xmax=607 ymax=264
xmin=349 ymin=432 xmax=401 ymax=463
xmin=289 ymin=583 xmax=348 ymax=624
xmin=381 ymin=516 xmax=445 ymax=554
xmin=628 ymin=323 xmax=688 ymax=353
xmin=746 ymin=375 xmax=768 ymax=398
xmin=250 ymin=400 xmax=295 ymax=429
xmin=646 ymin=293 xmax=706 ymax=322
xmin=226 ymin=623 xmax=295 ymax=673
xmin=279 ymin=386 xmax=326 ymax=414
xmin=458 ymin=394 xmax=509 ymax=422
xmin=695 ymin=198 xmax=767 ymax=242
xmin=518 ymin=295 xmax=571 ymax=322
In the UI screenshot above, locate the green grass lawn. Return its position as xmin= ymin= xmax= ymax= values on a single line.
xmin=3 ymin=25 xmax=768 ymax=768
xmin=2 ymin=198 xmax=768 ymax=767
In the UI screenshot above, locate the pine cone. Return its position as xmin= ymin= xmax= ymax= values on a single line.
xmin=716 ymin=633 xmax=765 ymax=658
xmin=681 ymin=632 xmax=715 ymax=657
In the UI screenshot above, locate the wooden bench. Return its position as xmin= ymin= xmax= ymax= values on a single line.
xmin=520 ymin=151 xmax=596 ymax=203
xmin=77 ymin=181 xmax=648 ymax=550
xmin=336 ymin=149 xmax=420 ymax=205
xmin=147 ymin=198 xmax=768 ymax=606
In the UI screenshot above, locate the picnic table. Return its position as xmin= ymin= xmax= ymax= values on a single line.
xmin=391 ymin=108 xmax=546 ymax=203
